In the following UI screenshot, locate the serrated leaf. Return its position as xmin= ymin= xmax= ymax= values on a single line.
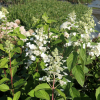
xmin=0 ymin=44 xmax=5 ymax=51
xmin=0 ymin=84 xmax=9 ymax=92
xmin=34 ymin=83 xmax=50 ymax=91
xmin=67 ymin=52 xmax=77 ymax=71
xmin=0 ymin=58 xmax=9 ymax=68
xmin=13 ymin=91 xmax=21 ymax=100
xmin=28 ymin=90 xmax=34 ymax=97
xmin=96 ymin=87 xmax=100 ymax=100
xmin=14 ymin=47 xmax=21 ymax=53
xmin=72 ymin=65 xmax=85 ymax=87
xmin=35 ymin=90 xmax=50 ymax=100
xmin=42 ymin=12 xmax=49 ymax=22
xmin=56 ymin=89 xmax=66 ymax=100
xmin=0 ymin=78 xmax=9 ymax=85
xmin=70 ymin=87 xmax=80 ymax=99
xmin=14 ymin=79 xmax=26 ymax=89
xmin=12 ymin=66 xmax=17 ymax=77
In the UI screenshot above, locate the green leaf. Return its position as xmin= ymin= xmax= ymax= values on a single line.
xmin=86 ymin=56 xmax=93 ymax=64
xmin=42 ymin=12 xmax=49 ymax=22
xmin=14 ymin=79 xmax=26 ymax=89
xmin=17 ymin=34 xmax=26 ymax=39
xmin=70 ymin=87 xmax=80 ymax=99
xmin=35 ymin=90 xmax=50 ymax=100
xmin=0 ymin=44 xmax=5 ymax=51
xmin=72 ymin=65 xmax=85 ymax=87
xmin=34 ymin=83 xmax=50 ymax=91
xmin=0 ymin=84 xmax=9 ymax=92
xmin=28 ymin=90 xmax=34 ymax=97
xmin=83 ymin=66 xmax=89 ymax=74
xmin=13 ymin=91 xmax=21 ymax=100
xmin=32 ymin=72 xmax=40 ymax=79
xmin=0 ymin=78 xmax=9 ymax=85
xmin=46 ymin=19 xmax=57 ymax=23
xmin=67 ymin=52 xmax=77 ymax=71
xmin=8 ymin=33 xmax=17 ymax=36
xmin=12 ymin=66 xmax=17 ymax=77
xmin=40 ymin=61 xmax=46 ymax=69
xmin=0 ymin=58 xmax=9 ymax=68
xmin=13 ymin=27 xmax=20 ymax=34
xmin=17 ymin=40 xmax=24 ymax=46
xmin=43 ymin=25 xmax=49 ymax=34
xmin=56 ymin=89 xmax=66 ymax=100
xmin=50 ymin=28 xmax=59 ymax=34
xmin=14 ymin=47 xmax=21 ymax=53
xmin=25 ymin=97 xmax=32 ymax=100
xmin=51 ymin=39 xmax=62 ymax=45
xmin=80 ymin=44 xmax=86 ymax=64
xmin=7 ymin=97 xmax=12 ymax=100
xmin=96 ymin=87 xmax=100 ymax=100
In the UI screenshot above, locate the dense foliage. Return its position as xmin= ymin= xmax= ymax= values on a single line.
xmin=7 ymin=0 xmax=91 ymax=30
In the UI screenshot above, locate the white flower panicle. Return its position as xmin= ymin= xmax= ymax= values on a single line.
xmin=39 ymin=48 xmax=70 ymax=86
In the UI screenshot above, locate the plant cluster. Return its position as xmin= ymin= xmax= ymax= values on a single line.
xmin=0 ymin=5 xmax=100 ymax=100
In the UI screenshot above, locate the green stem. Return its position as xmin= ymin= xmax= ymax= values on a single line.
xmin=52 ymin=75 xmax=55 ymax=100
xmin=9 ymin=53 xmax=14 ymax=97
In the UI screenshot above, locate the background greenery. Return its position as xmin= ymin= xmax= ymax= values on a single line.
xmin=7 ymin=0 xmax=91 ymax=30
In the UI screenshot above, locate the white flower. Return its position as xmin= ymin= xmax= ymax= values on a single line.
xmin=60 ymin=21 xmax=71 ymax=30
xmin=30 ymin=55 xmax=36 ymax=61
xmin=26 ymin=42 xmax=31 ymax=47
xmin=40 ymin=37 xmax=43 ymax=42
xmin=83 ymin=43 xmax=85 ymax=49
xmin=63 ymin=66 xmax=68 ymax=69
xmin=63 ymin=72 xmax=68 ymax=75
xmin=33 ymin=50 xmax=41 ymax=56
xmin=87 ymin=42 xmax=91 ymax=48
xmin=41 ymin=53 xmax=47 ymax=58
xmin=81 ymin=34 xmax=84 ymax=38
xmin=30 ymin=37 xmax=34 ymax=41
xmin=89 ymin=52 xmax=94 ymax=56
xmin=59 ymin=80 xmax=66 ymax=86
xmin=68 ymin=42 xmax=72 ymax=46
xmin=66 ymin=79 xmax=71 ymax=82
xmin=43 ymin=68 xmax=49 ymax=71
xmin=25 ymin=31 xmax=31 ymax=37
xmin=35 ymin=35 xmax=39 ymax=40
xmin=57 ymin=74 xmax=63 ymax=79
xmin=29 ymin=44 xmax=37 ymax=50
xmin=60 ymin=89 xmax=64 ymax=91
xmin=25 ymin=52 xmax=29 ymax=57
xmin=43 ymin=40 xmax=47 ymax=44
xmin=39 ymin=46 xmax=46 ymax=52
xmin=73 ymin=32 xmax=76 ymax=36
xmin=39 ymin=78 xmax=43 ymax=81
xmin=64 ymin=32 xmax=69 ymax=38
xmin=25 ymin=48 xmax=28 ymax=52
